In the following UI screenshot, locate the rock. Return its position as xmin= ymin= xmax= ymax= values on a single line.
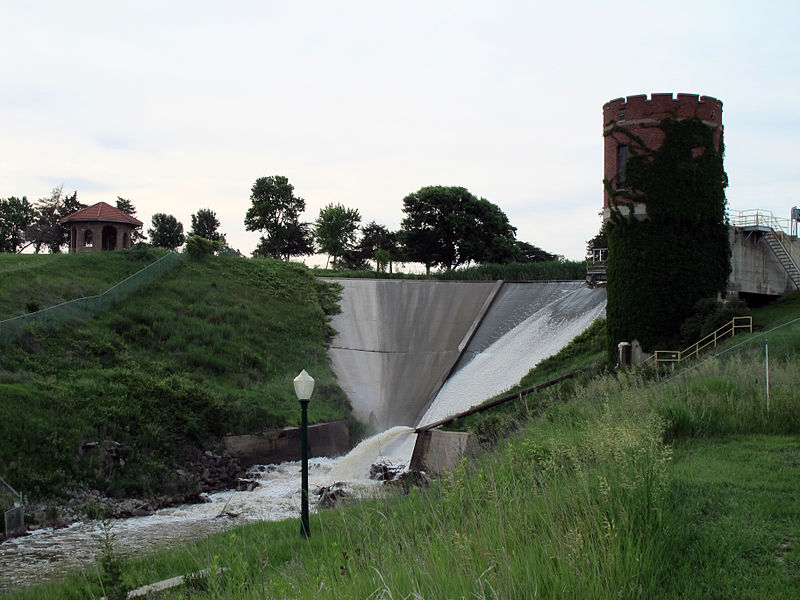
xmin=236 ymin=478 xmax=261 ymax=492
xmin=369 ymin=460 xmax=404 ymax=481
xmin=385 ymin=469 xmax=430 ymax=493
xmin=317 ymin=483 xmax=348 ymax=508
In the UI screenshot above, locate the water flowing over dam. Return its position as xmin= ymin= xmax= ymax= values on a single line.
xmin=1 ymin=279 xmax=606 ymax=593
xmin=325 ymin=279 xmax=606 ymax=430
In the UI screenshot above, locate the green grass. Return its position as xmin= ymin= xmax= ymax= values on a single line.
xmin=4 ymin=286 xmax=799 ymax=598
xmin=664 ymin=435 xmax=800 ymax=598
xmin=0 ymin=253 xmax=348 ymax=498
xmin=0 ymin=248 xmax=169 ymax=319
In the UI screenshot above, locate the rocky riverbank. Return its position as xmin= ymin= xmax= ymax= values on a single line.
xmin=19 ymin=444 xmax=246 ymax=533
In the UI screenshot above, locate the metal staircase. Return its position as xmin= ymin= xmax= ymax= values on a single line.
xmin=730 ymin=208 xmax=800 ymax=291
xmin=764 ymin=229 xmax=800 ymax=289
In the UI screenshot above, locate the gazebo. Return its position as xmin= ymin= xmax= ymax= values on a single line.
xmin=60 ymin=202 xmax=143 ymax=253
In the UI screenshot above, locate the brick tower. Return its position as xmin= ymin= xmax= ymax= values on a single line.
xmin=602 ymin=93 xmax=723 ymax=221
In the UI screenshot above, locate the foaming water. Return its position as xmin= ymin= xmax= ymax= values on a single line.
xmin=0 ymin=457 xmax=348 ymax=593
xmin=328 ymin=426 xmax=416 ymax=481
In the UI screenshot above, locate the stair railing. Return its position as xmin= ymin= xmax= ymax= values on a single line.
xmin=645 ymin=316 xmax=753 ymax=367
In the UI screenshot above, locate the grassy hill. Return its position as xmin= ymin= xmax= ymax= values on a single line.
xmin=0 ymin=252 xmax=348 ymax=499
xmin=9 ymin=291 xmax=797 ymax=599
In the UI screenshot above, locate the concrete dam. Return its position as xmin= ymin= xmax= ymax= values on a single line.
xmin=324 ymin=279 xmax=607 ymax=430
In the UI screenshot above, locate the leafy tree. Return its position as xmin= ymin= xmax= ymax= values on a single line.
xmin=251 ymin=222 xmax=314 ymax=259
xmin=374 ymin=248 xmax=391 ymax=273
xmin=244 ymin=175 xmax=314 ymax=260
xmin=0 ymin=196 xmax=36 ymax=252
xmin=116 ymin=197 xmax=146 ymax=242
xmin=358 ymin=221 xmax=400 ymax=273
xmin=24 ymin=187 xmax=85 ymax=253
xmin=459 ymin=197 xmax=518 ymax=264
xmin=148 ymin=213 xmax=185 ymax=249
xmin=189 ymin=208 xmax=224 ymax=242
xmin=314 ymin=203 xmax=361 ymax=269
xmin=515 ymin=241 xmax=559 ymax=263
xmin=400 ymin=186 xmax=517 ymax=274
xmin=115 ymin=196 xmax=136 ymax=216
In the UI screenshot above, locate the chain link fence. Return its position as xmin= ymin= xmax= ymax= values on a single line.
xmin=0 ymin=251 xmax=186 ymax=344
xmin=1 ymin=475 xmax=24 ymax=539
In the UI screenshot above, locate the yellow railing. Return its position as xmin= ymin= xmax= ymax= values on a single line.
xmin=646 ymin=316 xmax=753 ymax=367
xmin=729 ymin=209 xmax=791 ymax=235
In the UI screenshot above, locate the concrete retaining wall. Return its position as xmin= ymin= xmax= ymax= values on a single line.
xmin=729 ymin=227 xmax=800 ymax=296
xmin=223 ymin=420 xmax=350 ymax=468
xmin=410 ymin=429 xmax=478 ymax=475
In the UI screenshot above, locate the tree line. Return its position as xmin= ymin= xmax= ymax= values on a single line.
xmin=0 ymin=187 xmax=226 ymax=255
xmin=1 ymin=176 xmax=560 ymax=271
xmin=245 ymin=175 xmax=559 ymax=273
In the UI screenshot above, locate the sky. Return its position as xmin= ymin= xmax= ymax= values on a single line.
xmin=2 ymin=1 xmax=799 ymax=262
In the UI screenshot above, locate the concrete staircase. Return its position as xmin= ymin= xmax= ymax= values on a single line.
xmin=765 ymin=229 xmax=800 ymax=289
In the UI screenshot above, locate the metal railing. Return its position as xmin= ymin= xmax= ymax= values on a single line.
xmin=646 ymin=316 xmax=753 ymax=367
xmin=0 ymin=251 xmax=185 ymax=343
xmin=729 ymin=209 xmax=793 ymax=236
xmin=586 ymin=248 xmax=608 ymax=264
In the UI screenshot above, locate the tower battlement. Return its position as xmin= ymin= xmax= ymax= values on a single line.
xmin=602 ymin=92 xmax=724 ymax=216
xmin=603 ymin=93 xmax=722 ymax=127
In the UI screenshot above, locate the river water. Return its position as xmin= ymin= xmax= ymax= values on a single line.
xmin=0 ymin=431 xmax=412 ymax=595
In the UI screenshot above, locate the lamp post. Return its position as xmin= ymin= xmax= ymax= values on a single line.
xmin=293 ymin=369 xmax=314 ymax=538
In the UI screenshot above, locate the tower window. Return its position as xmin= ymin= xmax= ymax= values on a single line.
xmin=616 ymin=145 xmax=628 ymax=188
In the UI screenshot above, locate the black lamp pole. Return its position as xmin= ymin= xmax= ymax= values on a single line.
xmin=293 ymin=369 xmax=314 ymax=539
xmin=299 ymin=397 xmax=310 ymax=538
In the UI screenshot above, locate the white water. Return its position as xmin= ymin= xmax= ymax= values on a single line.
xmin=0 ymin=429 xmax=423 ymax=593
xmin=329 ymin=426 xmax=416 ymax=481
xmin=0 ymin=457 xmax=368 ymax=593
xmin=419 ymin=287 xmax=606 ymax=426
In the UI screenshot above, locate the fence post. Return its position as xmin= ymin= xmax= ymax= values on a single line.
xmin=765 ymin=340 xmax=770 ymax=414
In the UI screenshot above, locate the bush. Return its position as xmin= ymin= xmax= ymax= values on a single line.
xmin=184 ymin=235 xmax=220 ymax=258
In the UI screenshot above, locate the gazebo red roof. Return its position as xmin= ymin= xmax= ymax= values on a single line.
xmin=60 ymin=201 xmax=143 ymax=226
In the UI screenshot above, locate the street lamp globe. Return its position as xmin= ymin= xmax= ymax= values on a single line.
xmin=293 ymin=369 xmax=315 ymax=400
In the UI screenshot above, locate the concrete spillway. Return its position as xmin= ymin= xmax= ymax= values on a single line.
xmin=324 ymin=279 xmax=502 ymax=428
xmin=325 ymin=279 xmax=606 ymax=430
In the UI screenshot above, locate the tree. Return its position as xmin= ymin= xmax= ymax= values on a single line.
xmin=358 ymin=221 xmax=399 ymax=273
xmin=252 ymin=221 xmax=314 ymax=259
xmin=148 ymin=213 xmax=185 ymax=249
xmin=515 ymin=241 xmax=558 ymax=263
xmin=24 ymin=187 xmax=85 ymax=253
xmin=0 ymin=196 xmax=36 ymax=253
xmin=189 ymin=208 xmax=224 ymax=243
xmin=400 ymin=186 xmax=517 ymax=274
xmin=314 ymin=203 xmax=361 ymax=269
xmin=116 ymin=197 xmax=145 ymax=242
xmin=244 ymin=175 xmax=314 ymax=260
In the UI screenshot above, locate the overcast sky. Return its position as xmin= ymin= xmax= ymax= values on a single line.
xmin=2 ymin=1 xmax=798 ymax=262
